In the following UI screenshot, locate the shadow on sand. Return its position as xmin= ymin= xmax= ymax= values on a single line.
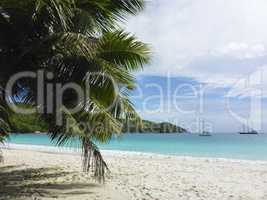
xmin=0 ymin=165 xmax=99 ymax=200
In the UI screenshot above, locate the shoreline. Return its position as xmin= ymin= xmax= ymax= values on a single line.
xmin=2 ymin=143 xmax=267 ymax=164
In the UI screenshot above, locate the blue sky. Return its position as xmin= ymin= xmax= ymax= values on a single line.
xmin=123 ymin=0 xmax=267 ymax=132
xmin=130 ymin=75 xmax=267 ymax=133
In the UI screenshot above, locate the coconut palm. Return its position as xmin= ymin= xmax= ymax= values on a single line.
xmin=0 ymin=0 xmax=150 ymax=181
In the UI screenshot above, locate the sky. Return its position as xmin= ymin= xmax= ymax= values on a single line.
xmin=124 ymin=0 xmax=267 ymax=132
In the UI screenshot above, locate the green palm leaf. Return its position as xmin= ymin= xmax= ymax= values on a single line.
xmin=98 ymin=31 xmax=151 ymax=71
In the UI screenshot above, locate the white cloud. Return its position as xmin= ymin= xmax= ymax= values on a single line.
xmin=215 ymin=43 xmax=266 ymax=59
xmin=125 ymin=0 xmax=267 ymax=88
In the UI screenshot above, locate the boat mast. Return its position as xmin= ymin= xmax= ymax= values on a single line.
xmin=202 ymin=119 xmax=205 ymax=134
xmin=247 ymin=121 xmax=250 ymax=133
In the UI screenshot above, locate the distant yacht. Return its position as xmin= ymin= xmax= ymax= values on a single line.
xmin=239 ymin=124 xmax=258 ymax=135
xmin=199 ymin=119 xmax=212 ymax=136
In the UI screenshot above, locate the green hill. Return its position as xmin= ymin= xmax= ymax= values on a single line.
xmin=9 ymin=105 xmax=186 ymax=134
xmin=122 ymin=119 xmax=187 ymax=133
xmin=9 ymin=105 xmax=48 ymax=133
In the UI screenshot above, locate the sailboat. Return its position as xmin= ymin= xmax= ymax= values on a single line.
xmin=199 ymin=119 xmax=212 ymax=136
xmin=239 ymin=124 xmax=258 ymax=135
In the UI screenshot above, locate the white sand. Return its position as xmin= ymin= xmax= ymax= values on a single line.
xmin=1 ymin=147 xmax=267 ymax=200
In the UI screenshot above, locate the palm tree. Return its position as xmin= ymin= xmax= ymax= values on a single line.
xmin=0 ymin=0 xmax=150 ymax=181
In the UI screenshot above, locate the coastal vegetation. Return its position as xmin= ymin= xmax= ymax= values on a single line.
xmin=9 ymin=105 xmax=49 ymax=133
xmin=122 ymin=119 xmax=187 ymax=133
xmin=0 ymin=0 xmax=150 ymax=181
xmin=9 ymin=105 xmax=186 ymax=133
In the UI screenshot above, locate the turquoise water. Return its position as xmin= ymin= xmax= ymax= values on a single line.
xmin=7 ymin=133 xmax=267 ymax=161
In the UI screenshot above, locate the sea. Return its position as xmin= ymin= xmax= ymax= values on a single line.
xmin=5 ymin=133 xmax=267 ymax=161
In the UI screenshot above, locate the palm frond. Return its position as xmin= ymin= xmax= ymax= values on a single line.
xmin=0 ymin=96 xmax=11 ymax=163
xmin=98 ymin=31 xmax=151 ymax=71
xmin=0 ymin=100 xmax=11 ymax=144
xmin=47 ymin=106 xmax=116 ymax=181
xmin=81 ymin=137 xmax=109 ymax=183
xmin=34 ymin=0 xmax=75 ymax=31
xmin=76 ymin=0 xmax=145 ymax=31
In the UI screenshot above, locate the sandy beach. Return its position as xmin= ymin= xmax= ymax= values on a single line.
xmin=1 ymin=148 xmax=267 ymax=200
